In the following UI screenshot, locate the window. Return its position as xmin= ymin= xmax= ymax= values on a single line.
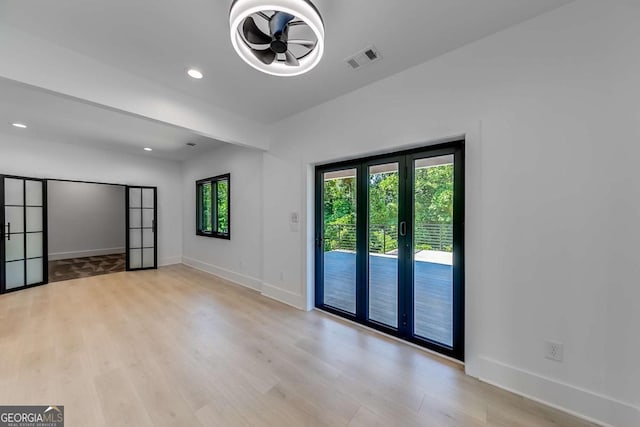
xmin=196 ymin=173 xmax=230 ymax=239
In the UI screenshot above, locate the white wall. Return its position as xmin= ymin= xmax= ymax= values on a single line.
xmin=0 ymin=132 xmax=182 ymax=266
xmin=0 ymin=26 xmax=269 ymax=150
xmin=47 ymin=181 xmax=125 ymax=260
xmin=193 ymin=1 xmax=639 ymax=425
xmin=181 ymin=143 xmax=263 ymax=290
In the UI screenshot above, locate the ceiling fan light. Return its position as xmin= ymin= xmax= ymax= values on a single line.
xmin=229 ymin=0 xmax=325 ymax=77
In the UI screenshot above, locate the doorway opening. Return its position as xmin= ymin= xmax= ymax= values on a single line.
xmin=47 ymin=181 xmax=126 ymax=282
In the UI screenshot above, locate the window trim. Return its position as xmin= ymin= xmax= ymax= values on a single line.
xmin=196 ymin=173 xmax=230 ymax=240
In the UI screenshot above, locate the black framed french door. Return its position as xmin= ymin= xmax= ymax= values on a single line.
xmin=0 ymin=175 xmax=48 ymax=293
xmin=125 ymin=186 xmax=157 ymax=271
xmin=315 ymin=140 xmax=465 ymax=360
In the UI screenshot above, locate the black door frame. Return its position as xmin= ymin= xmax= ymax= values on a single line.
xmin=314 ymin=140 xmax=465 ymax=361
xmin=0 ymin=175 xmax=49 ymax=294
xmin=1 ymin=176 xmax=159 ymax=294
xmin=125 ymin=185 xmax=158 ymax=271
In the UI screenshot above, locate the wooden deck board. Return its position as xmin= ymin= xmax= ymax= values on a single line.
xmin=323 ymin=250 xmax=453 ymax=345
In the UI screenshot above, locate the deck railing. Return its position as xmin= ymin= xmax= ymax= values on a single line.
xmin=324 ymin=223 xmax=453 ymax=253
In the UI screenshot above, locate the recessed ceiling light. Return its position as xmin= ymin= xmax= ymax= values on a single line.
xmin=144 ymin=147 xmax=153 ymax=152
xmin=12 ymin=123 xmax=27 ymax=129
xmin=229 ymin=0 xmax=325 ymax=77
xmin=187 ymin=69 xmax=204 ymax=79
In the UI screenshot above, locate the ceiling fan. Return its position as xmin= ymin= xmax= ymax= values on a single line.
xmin=229 ymin=0 xmax=325 ymax=77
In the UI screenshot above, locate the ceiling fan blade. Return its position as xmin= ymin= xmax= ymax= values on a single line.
xmin=284 ymin=50 xmax=300 ymax=66
xmin=288 ymin=39 xmax=316 ymax=48
xmin=270 ymin=11 xmax=295 ymax=36
xmin=243 ymin=17 xmax=271 ymax=44
xmin=256 ymin=11 xmax=271 ymax=21
xmin=253 ymin=48 xmax=276 ymax=65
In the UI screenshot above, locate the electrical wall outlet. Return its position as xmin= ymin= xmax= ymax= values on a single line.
xmin=545 ymin=341 xmax=564 ymax=362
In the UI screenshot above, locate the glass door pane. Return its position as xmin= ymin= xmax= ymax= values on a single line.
xmin=127 ymin=187 xmax=156 ymax=270
xmin=315 ymin=141 xmax=464 ymax=360
xmin=412 ymin=155 xmax=455 ymax=347
xmin=2 ymin=177 xmax=46 ymax=291
xmin=5 ymin=178 xmax=26 ymax=289
xmin=368 ymin=162 xmax=399 ymax=328
xmin=321 ymin=168 xmax=357 ymax=314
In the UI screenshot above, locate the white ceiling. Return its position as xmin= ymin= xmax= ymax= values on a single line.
xmin=0 ymin=0 xmax=572 ymax=124
xmin=0 ymin=78 xmax=223 ymax=160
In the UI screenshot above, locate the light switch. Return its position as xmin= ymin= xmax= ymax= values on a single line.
xmin=289 ymin=212 xmax=300 ymax=232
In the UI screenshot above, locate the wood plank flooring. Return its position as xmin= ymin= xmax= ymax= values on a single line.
xmin=0 ymin=265 xmax=598 ymax=426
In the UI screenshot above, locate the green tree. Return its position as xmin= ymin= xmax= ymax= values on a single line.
xmin=322 ymin=164 xmax=454 ymax=253
xmin=217 ymin=180 xmax=229 ymax=233
xmin=202 ymin=183 xmax=212 ymax=232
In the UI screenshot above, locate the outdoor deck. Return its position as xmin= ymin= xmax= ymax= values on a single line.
xmin=323 ymin=250 xmax=453 ymax=346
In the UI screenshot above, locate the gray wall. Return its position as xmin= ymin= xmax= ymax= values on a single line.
xmin=47 ymin=181 xmax=125 ymax=260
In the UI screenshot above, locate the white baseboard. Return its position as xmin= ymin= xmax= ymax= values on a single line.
xmin=261 ymin=282 xmax=305 ymax=310
xmin=159 ymin=256 xmax=182 ymax=267
xmin=179 ymin=257 xmax=304 ymax=310
xmin=475 ymin=356 xmax=639 ymax=427
xmin=49 ymin=247 xmax=125 ymax=260
xmin=173 ymin=259 xmax=638 ymax=426
xmin=181 ymin=256 xmax=262 ymax=291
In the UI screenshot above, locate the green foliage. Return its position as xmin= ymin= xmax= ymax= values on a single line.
xmin=323 ymin=164 xmax=454 ymax=253
xmin=414 ymin=165 xmax=453 ymax=224
xmin=200 ymin=179 xmax=229 ymax=235
xmin=201 ymin=183 xmax=212 ymax=232
xmin=323 ymin=176 xmax=357 ymax=251
xmin=217 ymin=180 xmax=229 ymax=233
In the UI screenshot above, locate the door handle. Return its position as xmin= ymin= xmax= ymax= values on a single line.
xmin=399 ymin=221 xmax=407 ymax=237
xmin=6 ymin=222 xmax=10 ymax=241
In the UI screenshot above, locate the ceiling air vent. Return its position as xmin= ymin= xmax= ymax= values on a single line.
xmin=345 ymin=45 xmax=381 ymax=70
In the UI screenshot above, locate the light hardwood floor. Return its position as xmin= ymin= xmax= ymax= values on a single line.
xmin=0 ymin=265 xmax=598 ymax=426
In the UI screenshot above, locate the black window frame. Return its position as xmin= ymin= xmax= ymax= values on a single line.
xmin=196 ymin=173 xmax=230 ymax=240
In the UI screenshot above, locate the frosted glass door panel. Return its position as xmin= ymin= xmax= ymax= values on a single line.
xmin=27 ymin=258 xmax=43 ymax=285
xmin=3 ymin=176 xmax=46 ymax=292
xmin=6 ymin=261 xmax=25 ymax=289
xmin=142 ymin=189 xmax=154 ymax=208
xmin=5 ymin=237 xmax=24 ymax=262
xmin=129 ymin=209 xmax=142 ymax=228
xmin=6 ymin=207 xmax=24 ymax=233
xmin=129 ymin=249 xmax=142 ymax=269
xmin=142 ymin=209 xmax=154 ymax=228
xmin=129 ymin=188 xmax=142 ymax=207
xmin=127 ymin=186 xmax=156 ymax=271
xmin=26 ymin=207 xmax=43 ymax=232
xmin=25 ymin=180 xmax=43 ymax=206
xmin=26 ymin=233 xmax=43 ymax=258
xmin=143 ymin=229 xmax=154 ymax=247
xmin=4 ymin=179 xmax=23 ymax=205
xmin=142 ymin=248 xmax=155 ymax=268
xmin=130 ymin=229 xmax=142 ymax=248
